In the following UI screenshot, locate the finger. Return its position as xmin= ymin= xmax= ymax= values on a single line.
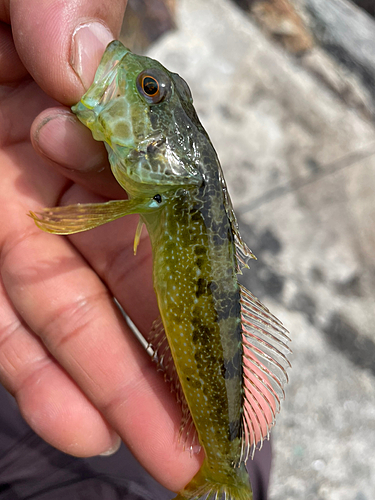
xmin=30 ymin=108 xmax=125 ymax=199
xmin=0 ymin=21 xmax=27 ymax=83
xmin=10 ymin=0 xmax=127 ymax=104
xmin=0 ymin=280 xmax=120 ymax=457
xmin=0 ymin=1 xmax=10 ymax=23
xmin=0 ymin=143 xmax=122 ymax=457
xmin=1 ymin=80 xmax=58 ymax=147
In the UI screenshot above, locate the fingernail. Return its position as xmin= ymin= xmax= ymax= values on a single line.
xmin=71 ymin=22 xmax=114 ymax=90
xmin=99 ymin=435 xmax=122 ymax=457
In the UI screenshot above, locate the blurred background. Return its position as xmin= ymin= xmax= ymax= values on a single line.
xmin=120 ymin=1 xmax=375 ymax=499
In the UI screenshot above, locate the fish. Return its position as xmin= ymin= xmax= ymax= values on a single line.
xmin=29 ymin=40 xmax=291 ymax=500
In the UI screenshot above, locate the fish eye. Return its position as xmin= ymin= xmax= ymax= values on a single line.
xmin=143 ymin=76 xmax=159 ymax=96
xmin=136 ymin=69 xmax=171 ymax=104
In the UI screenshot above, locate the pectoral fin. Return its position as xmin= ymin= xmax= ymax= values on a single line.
xmin=28 ymin=198 xmax=157 ymax=235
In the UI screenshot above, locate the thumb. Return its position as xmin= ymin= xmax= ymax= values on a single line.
xmin=10 ymin=0 xmax=127 ymax=105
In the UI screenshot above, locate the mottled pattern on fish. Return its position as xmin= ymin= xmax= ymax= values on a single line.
xmin=29 ymin=41 xmax=291 ymax=500
xmin=151 ymin=182 xmax=243 ymax=462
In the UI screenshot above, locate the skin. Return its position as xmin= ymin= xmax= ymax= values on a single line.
xmin=0 ymin=0 xmax=203 ymax=492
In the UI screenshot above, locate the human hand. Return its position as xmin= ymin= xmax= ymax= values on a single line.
xmin=0 ymin=0 xmax=202 ymax=492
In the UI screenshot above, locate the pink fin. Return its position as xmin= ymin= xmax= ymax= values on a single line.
xmin=239 ymin=284 xmax=291 ymax=461
xmin=149 ymin=318 xmax=200 ymax=454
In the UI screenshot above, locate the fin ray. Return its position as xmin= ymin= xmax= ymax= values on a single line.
xmin=148 ymin=317 xmax=200 ymax=453
xmin=28 ymin=197 xmax=158 ymax=235
xmin=217 ymin=164 xmax=256 ymax=272
xmin=29 ymin=199 xmax=134 ymax=235
xmin=240 ymin=284 xmax=291 ymax=461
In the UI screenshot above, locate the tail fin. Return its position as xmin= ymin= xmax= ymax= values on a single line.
xmin=174 ymin=462 xmax=252 ymax=500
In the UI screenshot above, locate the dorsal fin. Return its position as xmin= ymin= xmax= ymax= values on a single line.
xmin=239 ymin=284 xmax=291 ymax=462
xmin=148 ymin=318 xmax=200 ymax=454
xmin=234 ymin=232 xmax=257 ymax=273
xmin=218 ymin=164 xmax=256 ymax=272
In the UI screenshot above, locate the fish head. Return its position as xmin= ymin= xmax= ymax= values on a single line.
xmin=72 ymin=40 xmax=204 ymax=196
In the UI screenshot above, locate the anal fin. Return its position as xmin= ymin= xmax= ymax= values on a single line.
xmin=114 ymin=303 xmax=200 ymax=454
xmin=148 ymin=318 xmax=200 ymax=454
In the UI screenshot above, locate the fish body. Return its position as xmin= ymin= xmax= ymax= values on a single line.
xmin=30 ymin=41 xmax=290 ymax=500
xmin=148 ymin=176 xmax=248 ymax=496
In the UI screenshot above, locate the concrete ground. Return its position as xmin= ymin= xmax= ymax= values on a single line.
xmin=147 ymin=0 xmax=375 ymax=498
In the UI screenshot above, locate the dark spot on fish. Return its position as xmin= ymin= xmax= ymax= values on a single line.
xmin=147 ymin=142 xmax=161 ymax=155
xmin=216 ymin=290 xmax=241 ymax=321
xmin=229 ymin=419 xmax=241 ymax=441
xmin=203 ymin=155 xmax=211 ymax=166
xmin=192 ymin=325 xmax=212 ymax=346
xmin=149 ymin=109 xmax=159 ymax=128
xmin=209 ymin=354 xmax=218 ymax=365
xmin=194 ymin=351 xmax=202 ymax=364
xmin=192 ymin=329 xmax=199 ymax=344
xmin=191 ymin=315 xmax=200 ymax=327
xmin=194 ymin=245 xmax=206 ymax=255
xmin=212 ymin=233 xmax=225 ymax=246
xmin=196 ymin=257 xmax=205 ymax=269
xmin=191 ymin=211 xmax=202 ymax=222
xmin=223 ymin=348 xmax=242 ymax=379
xmin=196 ymin=278 xmax=211 ymax=298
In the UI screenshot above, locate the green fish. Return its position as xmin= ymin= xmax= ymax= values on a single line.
xmin=29 ymin=41 xmax=291 ymax=500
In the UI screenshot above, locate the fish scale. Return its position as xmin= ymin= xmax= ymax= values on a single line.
xmin=29 ymin=40 xmax=291 ymax=500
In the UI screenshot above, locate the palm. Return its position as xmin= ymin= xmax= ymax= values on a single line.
xmin=0 ymin=8 xmax=202 ymax=493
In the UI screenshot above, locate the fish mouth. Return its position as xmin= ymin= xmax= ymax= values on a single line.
xmin=71 ymin=41 xmax=131 ymax=142
xmin=72 ymin=41 xmax=130 ymax=123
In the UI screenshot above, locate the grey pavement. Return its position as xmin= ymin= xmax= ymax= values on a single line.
xmin=147 ymin=0 xmax=375 ymax=498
